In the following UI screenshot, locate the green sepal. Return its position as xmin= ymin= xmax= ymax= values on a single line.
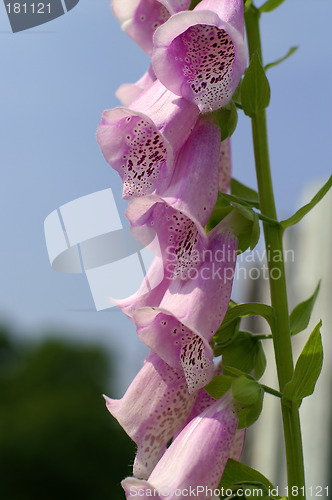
xmin=204 ymin=375 xmax=233 ymax=399
xmin=189 ymin=0 xmax=201 ymax=9
xmin=231 ymin=178 xmax=260 ymax=209
xmin=281 ymin=175 xmax=332 ymax=230
xmin=205 ymin=205 xmax=233 ymax=232
xmin=214 ymin=320 xmax=241 ymax=353
xmin=226 ymin=204 xmax=260 ymax=253
xmin=283 ymin=321 xmax=323 ymax=404
xmin=244 ymin=0 xmax=253 ymax=12
xmin=215 ymin=331 xmax=266 ymax=380
xmin=264 ymin=46 xmax=298 ymax=71
xmin=290 ymin=282 xmax=321 ymax=336
xmin=219 ymin=459 xmax=276 ymax=493
xmin=236 ymin=387 xmax=264 ymax=429
xmin=232 ymin=375 xmax=262 ymax=406
xmin=210 ymin=101 xmax=238 ymax=141
xmin=241 ymin=52 xmax=270 ymax=117
xmin=206 ymin=198 xmax=260 ymax=252
xmin=259 ymin=0 xmax=285 ymax=13
xmin=232 ymin=80 xmax=242 ymax=106
xmin=224 ymin=374 xmax=264 ymax=429
xmin=213 ymin=301 xmax=241 ymax=350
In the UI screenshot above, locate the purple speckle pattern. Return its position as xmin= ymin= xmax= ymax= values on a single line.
xmin=133 ymin=358 xmax=196 ymax=478
xmin=164 ymin=206 xmax=199 ymax=278
xmin=206 ymin=405 xmax=239 ymax=491
xmin=219 ymin=139 xmax=231 ymax=193
xmin=170 ymin=24 xmax=235 ymax=112
xmin=121 ymin=116 xmax=168 ymax=198
xmin=159 ymin=315 xmax=212 ymax=393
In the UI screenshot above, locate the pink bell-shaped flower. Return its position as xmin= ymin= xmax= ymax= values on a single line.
xmin=122 ymin=392 xmax=239 ymax=499
xmin=97 ymin=80 xmax=199 ymax=199
xmin=152 ymin=0 xmax=247 ymax=112
xmin=104 ymin=350 xmax=197 ymax=480
xmin=112 ymin=0 xmax=191 ymax=55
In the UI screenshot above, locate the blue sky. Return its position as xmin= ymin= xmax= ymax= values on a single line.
xmin=0 ymin=0 xmax=331 ymax=392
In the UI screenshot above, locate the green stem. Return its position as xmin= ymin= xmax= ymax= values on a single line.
xmin=256 ymin=212 xmax=280 ymax=227
xmin=261 ymin=384 xmax=283 ymax=399
xmin=254 ymin=334 xmax=272 ymax=340
xmin=244 ymin=5 xmax=306 ymax=499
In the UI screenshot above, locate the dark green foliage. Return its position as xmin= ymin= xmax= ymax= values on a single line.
xmin=0 ymin=326 xmax=135 ymax=500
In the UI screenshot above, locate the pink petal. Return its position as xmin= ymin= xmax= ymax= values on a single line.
xmin=112 ymin=0 xmax=170 ymax=55
xmin=104 ymin=351 xmax=196 ymax=479
xmin=159 ymin=0 xmax=191 ymax=15
xmin=97 ymin=81 xmax=199 ymax=199
xmin=131 ymin=226 xmax=238 ymax=392
xmin=152 ymin=1 xmax=247 ymax=112
xmin=122 ymin=393 xmax=239 ymax=499
xmin=219 ymin=138 xmax=232 ymax=193
xmin=116 ymin=66 xmax=156 ymax=106
xmin=125 ymin=117 xmax=220 ymax=279
xmin=134 ymin=308 xmax=215 ymax=393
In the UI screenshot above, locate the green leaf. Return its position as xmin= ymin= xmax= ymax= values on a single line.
xmin=281 ymin=175 xmax=332 ymax=229
xmin=283 ymin=321 xmax=323 ymax=403
xmin=211 ymin=102 xmax=238 ymax=141
xmin=241 ymin=52 xmax=270 ymax=117
xmin=259 ymin=0 xmax=285 ymax=13
xmin=215 ymin=331 xmax=266 ymax=379
xmin=264 ymin=46 xmax=298 ymax=71
xmin=290 ymin=282 xmax=321 ymax=335
xmin=231 ymin=178 xmax=260 ymax=208
xmin=215 ymin=303 xmax=275 ymax=334
xmin=219 ymin=459 xmax=275 ymax=492
xmin=205 ymin=375 xmax=233 ymax=399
